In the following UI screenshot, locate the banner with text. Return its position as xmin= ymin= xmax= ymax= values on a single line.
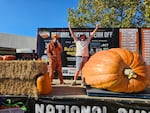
xmin=37 ymin=28 xmax=119 ymax=76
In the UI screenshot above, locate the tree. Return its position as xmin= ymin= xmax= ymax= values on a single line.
xmin=67 ymin=0 xmax=148 ymax=28
xmin=144 ymin=0 xmax=150 ymax=27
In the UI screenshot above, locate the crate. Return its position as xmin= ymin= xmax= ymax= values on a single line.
xmin=0 ymin=108 xmax=24 ymax=113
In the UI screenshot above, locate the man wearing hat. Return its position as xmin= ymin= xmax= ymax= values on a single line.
xmin=46 ymin=33 xmax=65 ymax=84
xmin=68 ymin=23 xmax=99 ymax=86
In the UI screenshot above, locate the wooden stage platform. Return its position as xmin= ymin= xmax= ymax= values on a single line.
xmin=41 ymin=79 xmax=150 ymax=103
xmin=1 ymin=79 xmax=150 ymax=113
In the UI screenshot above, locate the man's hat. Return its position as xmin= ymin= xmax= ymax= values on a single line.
xmin=52 ymin=33 xmax=59 ymax=39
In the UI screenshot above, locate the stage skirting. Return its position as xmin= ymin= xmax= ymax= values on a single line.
xmin=0 ymin=94 xmax=150 ymax=113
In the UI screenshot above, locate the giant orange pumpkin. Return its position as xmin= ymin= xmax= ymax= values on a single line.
xmin=36 ymin=73 xmax=52 ymax=95
xmin=82 ymin=48 xmax=150 ymax=93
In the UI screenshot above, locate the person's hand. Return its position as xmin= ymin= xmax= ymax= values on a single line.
xmin=68 ymin=22 xmax=71 ymax=27
xmin=96 ymin=24 xmax=100 ymax=28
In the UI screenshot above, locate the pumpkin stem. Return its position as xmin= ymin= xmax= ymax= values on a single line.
xmin=124 ymin=69 xmax=137 ymax=79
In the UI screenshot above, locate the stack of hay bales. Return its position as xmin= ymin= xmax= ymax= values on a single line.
xmin=0 ymin=60 xmax=48 ymax=98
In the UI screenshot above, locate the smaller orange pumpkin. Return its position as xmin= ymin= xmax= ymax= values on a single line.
xmin=36 ymin=73 xmax=52 ymax=95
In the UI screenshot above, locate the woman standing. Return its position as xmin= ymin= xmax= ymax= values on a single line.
xmin=68 ymin=23 xmax=99 ymax=85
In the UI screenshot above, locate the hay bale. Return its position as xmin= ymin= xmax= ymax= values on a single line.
xmin=0 ymin=60 xmax=48 ymax=79
xmin=0 ymin=60 xmax=48 ymax=99
xmin=0 ymin=79 xmax=37 ymax=96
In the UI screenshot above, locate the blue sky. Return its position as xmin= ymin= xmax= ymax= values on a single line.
xmin=0 ymin=0 xmax=78 ymax=37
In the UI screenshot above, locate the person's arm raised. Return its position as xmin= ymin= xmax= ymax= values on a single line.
xmin=68 ymin=22 xmax=77 ymax=41
xmin=89 ymin=24 xmax=99 ymax=39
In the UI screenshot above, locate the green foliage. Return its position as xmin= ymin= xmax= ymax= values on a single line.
xmin=144 ymin=1 xmax=150 ymax=27
xmin=68 ymin=0 xmax=149 ymax=28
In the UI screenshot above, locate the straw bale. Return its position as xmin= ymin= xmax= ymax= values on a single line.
xmin=0 ymin=60 xmax=48 ymax=79
xmin=0 ymin=78 xmax=38 ymax=98
xmin=0 ymin=60 xmax=48 ymax=99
